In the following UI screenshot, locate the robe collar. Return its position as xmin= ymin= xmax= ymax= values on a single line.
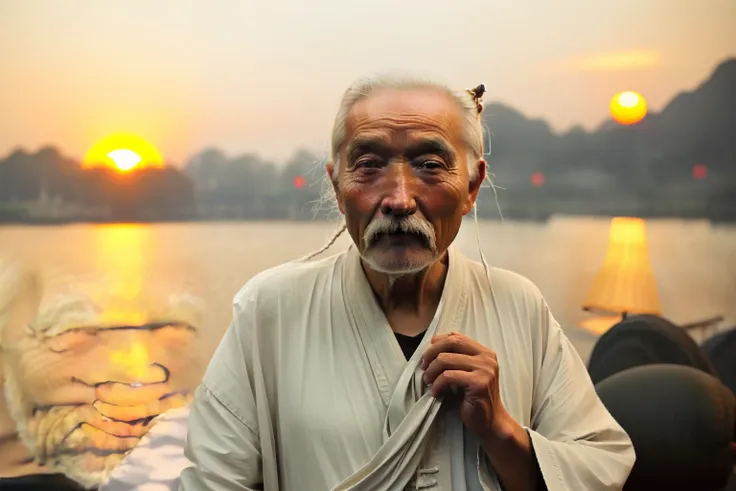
xmin=335 ymin=244 xmax=476 ymax=491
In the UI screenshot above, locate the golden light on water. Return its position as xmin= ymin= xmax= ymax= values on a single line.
xmin=92 ymin=225 xmax=150 ymax=326
xmin=110 ymin=341 xmax=150 ymax=380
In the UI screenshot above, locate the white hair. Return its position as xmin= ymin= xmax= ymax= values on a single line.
xmin=329 ymin=74 xmax=485 ymax=183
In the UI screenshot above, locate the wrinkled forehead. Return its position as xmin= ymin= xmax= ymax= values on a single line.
xmin=343 ymin=88 xmax=466 ymax=156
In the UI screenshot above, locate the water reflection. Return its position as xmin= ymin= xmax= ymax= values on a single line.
xmin=91 ymin=224 xmax=151 ymax=326
xmin=0 ymin=219 xmax=733 ymax=362
xmin=0 ymin=225 xmax=202 ymax=487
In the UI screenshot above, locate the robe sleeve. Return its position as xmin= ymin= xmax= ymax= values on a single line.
xmin=526 ymin=307 xmax=636 ymax=491
xmin=179 ymin=301 xmax=263 ymax=491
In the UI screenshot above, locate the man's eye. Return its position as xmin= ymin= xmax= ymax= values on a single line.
xmin=417 ymin=160 xmax=442 ymax=170
xmin=356 ymin=158 xmax=381 ymax=168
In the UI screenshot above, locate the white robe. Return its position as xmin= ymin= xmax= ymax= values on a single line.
xmin=179 ymin=245 xmax=635 ymax=490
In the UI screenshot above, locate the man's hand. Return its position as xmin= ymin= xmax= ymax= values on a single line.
xmin=421 ymin=332 xmax=538 ymax=491
xmin=420 ymin=331 xmax=512 ymax=442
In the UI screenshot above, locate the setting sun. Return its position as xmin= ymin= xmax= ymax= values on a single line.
xmin=107 ymin=148 xmax=142 ymax=171
xmin=609 ymin=91 xmax=648 ymax=125
xmin=83 ymin=133 xmax=164 ymax=172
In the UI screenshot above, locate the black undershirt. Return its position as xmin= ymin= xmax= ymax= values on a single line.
xmin=393 ymin=331 xmax=547 ymax=490
xmin=394 ymin=331 xmax=425 ymax=360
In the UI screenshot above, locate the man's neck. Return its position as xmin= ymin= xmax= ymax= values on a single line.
xmin=361 ymin=251 xmax=449 ymax=316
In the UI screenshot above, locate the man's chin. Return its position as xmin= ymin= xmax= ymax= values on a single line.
xmin=362 ymin=249 xmax=436 ymax=275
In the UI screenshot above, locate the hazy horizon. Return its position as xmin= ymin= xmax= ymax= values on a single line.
xmin=2 ymin=0 xmax=735 ymax=164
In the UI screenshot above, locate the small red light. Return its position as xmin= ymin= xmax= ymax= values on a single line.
xmin=293 ymin=175 xmax=306 ymax=189
xmin=692 ymin=164 xmax=707 ymax=180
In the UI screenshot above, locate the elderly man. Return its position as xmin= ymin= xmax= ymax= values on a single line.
xmin=180 ymin=75 xmax=635 ymax=490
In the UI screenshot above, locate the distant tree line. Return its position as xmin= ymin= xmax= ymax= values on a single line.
xmin=0 ymin=147 xmax=196 ymax=222
xmin=1 ymin=59 xmax=734 ymax=223
xmin=183 ymin=148 xmax=333 ymax=221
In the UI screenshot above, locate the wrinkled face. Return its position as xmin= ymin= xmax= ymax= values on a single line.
xmin=330 ymin=88 xmax=485 ymax=274
xmin=2 ymin=321 xmax=197 ymax=488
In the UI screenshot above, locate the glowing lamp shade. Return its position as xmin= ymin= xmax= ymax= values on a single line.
xmin=610 ymin=91 xmax=648 ymax=125
xmin=583 ymin=217 xmax=662 ymax=317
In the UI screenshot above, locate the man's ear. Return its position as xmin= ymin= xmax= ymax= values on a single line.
xmin=325 ymin=162 xmax=345 ymax=215
xmin=462 ymin=159 xmax=487 ymax=216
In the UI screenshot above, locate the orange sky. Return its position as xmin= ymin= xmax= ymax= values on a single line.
xmin=1 ymin=0 xmax=734 ymax=165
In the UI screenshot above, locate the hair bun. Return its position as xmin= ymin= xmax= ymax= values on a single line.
xmin=467 ymin=83 xmax=485 ymax=114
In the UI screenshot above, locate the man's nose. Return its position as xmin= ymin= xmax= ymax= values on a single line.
xmin=380 ymin=164 xmax=417 ymax=217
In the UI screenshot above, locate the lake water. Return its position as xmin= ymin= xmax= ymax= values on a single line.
xmin=1 ymin=217 xmax=734 ymax=370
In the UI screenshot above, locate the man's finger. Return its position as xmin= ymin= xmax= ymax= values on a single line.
xmin=430 ymin=369 xmax=472 ymax=398
xmin=423 ymin=352 xmax=476 ymax=385
xmin=422 ymin=334 xmax=482 ymax=368
xmin=431 ymin=331 xmax=471 ymax=343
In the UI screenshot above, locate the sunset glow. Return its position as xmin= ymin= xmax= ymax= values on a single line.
xmin=83 ymin=133 xmax=164 ymax=172
xmin=577 ymin=50 xmax=661 ymax=72
xmin=610 ymin=91 xmax=648 ymax=125
xmin=107 ymin=149 xmax=142 ymax=171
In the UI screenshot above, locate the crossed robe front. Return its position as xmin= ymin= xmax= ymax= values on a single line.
xmin=179 ymin=245 xmax=635 ymax=490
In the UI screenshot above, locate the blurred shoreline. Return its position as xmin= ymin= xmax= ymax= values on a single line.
xmin=2 ymin=212 xmax=735 ymax=226
xmin=2 ymin=58 xmax=734 ymax=227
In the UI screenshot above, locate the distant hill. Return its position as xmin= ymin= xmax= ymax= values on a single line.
xmin=1 ymin=58 xmax=734 ymax=223
xmin=479 ymin=58 xmax=736 ymax=220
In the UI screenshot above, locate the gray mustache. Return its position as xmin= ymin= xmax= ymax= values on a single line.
xmin=363 ymin=216 xmax=436 ymax=250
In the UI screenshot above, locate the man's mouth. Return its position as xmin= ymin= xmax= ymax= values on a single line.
xmin=375 ymin=231 xmax=428 ymax=247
